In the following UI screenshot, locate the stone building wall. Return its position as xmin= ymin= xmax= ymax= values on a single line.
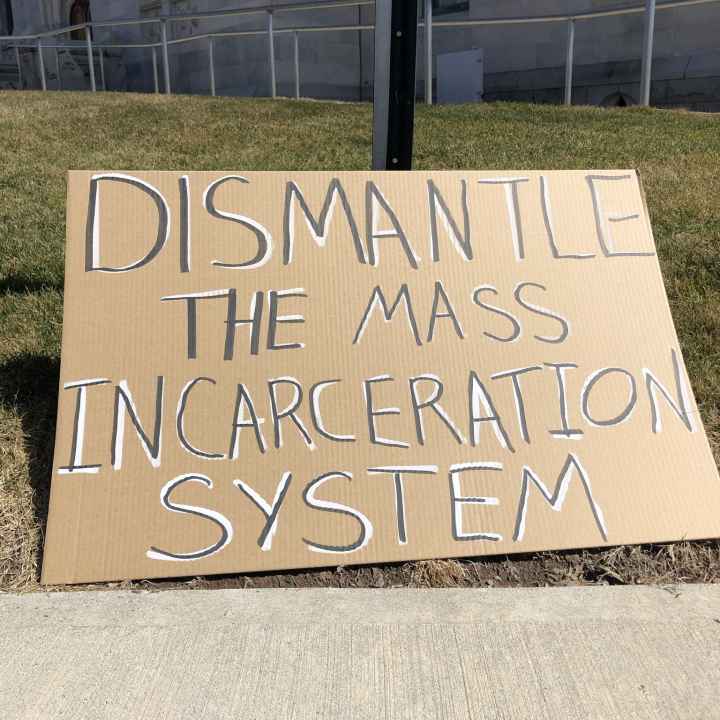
xmin=2 ymin=0 xmax=719 ymax=110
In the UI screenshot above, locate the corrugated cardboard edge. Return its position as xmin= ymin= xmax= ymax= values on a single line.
xmin=40 ymin=171 xmax=80 ymax=586
xmin=635 ymin=167 xmax=719 ymax=478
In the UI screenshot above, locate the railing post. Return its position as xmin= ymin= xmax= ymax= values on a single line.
xmin=293 ymin=31 xmax=300 ymax=99
xmin=14 ymin=46 xmax=23 ymax=89
xmin=424 ymin=0 xmax=432 ymax=105
xmin=161 ymin=19 xmax=171 ymax=94
xmin=564 ymin=18 xmax=575 ymax=106
xmin=640 ymin=0 xmax=656 ymax=106
xmin=54 ymin=49 xmax=62 ymax=90
xmin=267 ymin=10 xmax=276 ymax=98
xmin=85 ymin=25 xmax=96 ymax=92
xmin=36 ymin=39 xmax=47 ymax=91
xmin=208 ymin=37 xmax=216 ymax=96
xmin=99 ymin=48 xmax=106 ymax=90
xmin=151 ymin=46 xmax=159 ymax=93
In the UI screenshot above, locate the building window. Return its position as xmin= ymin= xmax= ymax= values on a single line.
xmin=422 ymin=1 xmax=470 ymax=17
xmin=0 ymin=0 xmax=13 ymax=36
xmin=69 ymin=0 xmax=91 ymax=40
xmin=169 ymin=0 xmax=197 ymax=41
xmin=433 ymin=0 xmax=470 ymax=15
xmin=140 ymin=0 xmax=163 ymax=42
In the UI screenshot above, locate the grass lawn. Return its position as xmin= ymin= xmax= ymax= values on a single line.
xmin=1 ymin=91 xmax=719 ymax=592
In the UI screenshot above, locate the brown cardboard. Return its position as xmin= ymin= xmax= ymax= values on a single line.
xmin=41 ymin=170 xmax=720 ymax=584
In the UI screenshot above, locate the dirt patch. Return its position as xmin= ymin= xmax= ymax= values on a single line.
xmin=51 ymin=541 xmax=713 ymax=593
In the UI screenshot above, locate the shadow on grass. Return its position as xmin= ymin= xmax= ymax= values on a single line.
xmin=0 ymin=353 xmax=60 ymax=580
xmin=0 ymin=275 xmax=63 ymax=295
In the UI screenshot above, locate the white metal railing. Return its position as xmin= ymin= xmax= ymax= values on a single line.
xmin=1 ymin=0 xmax=719 ymax=105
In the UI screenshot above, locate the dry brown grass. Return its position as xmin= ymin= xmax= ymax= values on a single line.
xmin=81 ymin=542 xmax=720 ymax=591
xmin=0 ymin=413 xmax=38 ymax=591
xmin=1 ymin=91 xmax=719 ymax=592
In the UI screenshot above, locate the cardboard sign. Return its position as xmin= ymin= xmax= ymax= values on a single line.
xmin=42 ymin=170 xmax=720 ymax=584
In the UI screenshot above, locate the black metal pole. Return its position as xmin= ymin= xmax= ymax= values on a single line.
xmin=372 ymin=0 xmax=418 ymax=170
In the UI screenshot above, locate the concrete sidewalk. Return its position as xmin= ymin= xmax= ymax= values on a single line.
xmin=1 ymin=585 xmax=719 ymax=720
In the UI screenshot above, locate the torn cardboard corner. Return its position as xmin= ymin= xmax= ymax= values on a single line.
xmin=42 ymin=169 xmax=720 ymax=585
